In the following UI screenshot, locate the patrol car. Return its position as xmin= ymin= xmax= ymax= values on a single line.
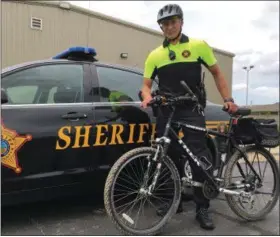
xmin=1 ymin=47 xmax=229 ymax=206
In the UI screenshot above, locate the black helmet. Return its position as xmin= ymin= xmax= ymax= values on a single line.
xmin=157 ymin=4 xmax=183 ymax=24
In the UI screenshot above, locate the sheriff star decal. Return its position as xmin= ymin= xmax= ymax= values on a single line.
xmin=1 ymin=121 xmax=32 ymax=174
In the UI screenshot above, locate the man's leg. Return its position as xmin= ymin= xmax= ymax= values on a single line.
xmin=155 ymin=108 xmax=185 ymax=216
xmin=180 ymin=110 xmax=215 ymax=230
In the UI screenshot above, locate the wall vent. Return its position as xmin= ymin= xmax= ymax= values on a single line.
xmin=30 ymin=17 xmax=43 ymax=30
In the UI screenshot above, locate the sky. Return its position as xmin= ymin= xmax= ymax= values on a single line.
xmin=69 ymin=1 xmax=279 ymax=105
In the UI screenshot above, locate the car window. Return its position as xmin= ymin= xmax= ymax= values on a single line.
xmin=1 ymin=64 xmax=84 ymax=104
xmin=95 ymin=66 xmax=143 ymax=102
xmin=7 ymin=86 xmax=38 ymax=104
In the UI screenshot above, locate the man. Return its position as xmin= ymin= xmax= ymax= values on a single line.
xmin=140 ymin=4 xmax=238 ymax=230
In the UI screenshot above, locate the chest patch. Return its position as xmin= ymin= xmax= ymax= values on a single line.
xmin=182 ymin=50 xmax=191 ymax=58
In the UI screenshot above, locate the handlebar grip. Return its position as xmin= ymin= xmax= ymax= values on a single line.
xmin=147 ymin=95 xmax=162 ymax=106
xmin=180 ymin=81 xmax=195 ymax=96
xmin=176 ymin=96 xmax=192 ymax=101
xmin=222 ymin=106 xmax=228 ymax=112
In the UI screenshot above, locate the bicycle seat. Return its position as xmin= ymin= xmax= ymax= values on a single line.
xmin=232 ymin=107 xmax=251 ymax=116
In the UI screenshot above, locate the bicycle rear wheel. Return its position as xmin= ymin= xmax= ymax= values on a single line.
xmin=224 ymin=145 xmax=279 ymax=221
xmin=104 ymin=147 xmax=181 ymax=235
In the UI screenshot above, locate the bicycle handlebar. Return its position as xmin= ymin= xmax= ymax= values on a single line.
xmin=180 ymin=81 xmax=196 ymax=98
xmin=147 ymin=80 xmax=199 ymax=107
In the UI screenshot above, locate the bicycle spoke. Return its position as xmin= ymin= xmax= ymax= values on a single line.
xmin=255 ymin=190 xmax=274 ymax=195
xmin=154 ymin=179 xmax=174 ymax=192
xmin=138 ymin=156 xmax=146 ymax=178
xmin=153 ymin=194 xmax=173 ymax=202
xmin=125 ymin=162 xmax=141 ymax=185
xmin=120 ymin=169 xmax=141 ymax=187
xmin=125 ymin=194 xmax=143 ymax=222
xmin=115 ymin=196 xmax=140 ymax=212
xmin=156 ymin=187 xmax=176 ymax=191
xmin=146 ymin=197 xmax=161 ymax=212
xmin=117 ymin=193 xmax=142 ymax=218
xmin=134 ymin=197 xmax=146 ymax=228
xmin=140 ymin=197 xmax=148 ymax=223
xmin=156 ymin=167 xmax=171 ymax=183
xmin=115 ymin=182 xmax=137 ymax=192
xmin=114 ymin=190 xmax=138 ymax=197
xmin=262 ymin=161 xmax=268 ymax=181
xmin=114 ymin=191 xmax=138 ymax=204
xmin=256 ymin=193 xmax=267 ymax=210
xmin=116 ymin=175 xmax=139 ymax=189
xmin=114 ymin=187 xmax=137 ymax=193
xmin=151 ymin=194 xmax=171 ymax=206
xmin=256 ymin=153 xmax=262 ymax=178
xmin=133 ymin=159 xmax=143 ymax=184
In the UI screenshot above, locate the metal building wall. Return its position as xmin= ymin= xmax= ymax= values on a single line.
xmin=1 ymin=1 xmax=234 ymax=104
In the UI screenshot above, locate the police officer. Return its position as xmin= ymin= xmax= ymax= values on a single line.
xmin=141 ymin=4 xmax=238 ymax=230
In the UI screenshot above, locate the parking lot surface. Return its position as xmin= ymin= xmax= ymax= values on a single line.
xmin=2 ymin=158 xmax=279 ymax=236
xmin=1 ymin=193 xmax=279 ymax=236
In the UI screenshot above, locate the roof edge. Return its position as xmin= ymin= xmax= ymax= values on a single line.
xmin=6 ymin=0 xmax=235 ymax=57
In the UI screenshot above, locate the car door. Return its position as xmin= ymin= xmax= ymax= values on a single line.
xmin=1 ymin=62 xmax=95 ymax=198
xmin=89 ymin=64 xmax=156 ymax=170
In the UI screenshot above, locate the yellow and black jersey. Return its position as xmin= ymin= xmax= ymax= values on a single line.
xmin=144 ymin=34 xmax=217 ymax=98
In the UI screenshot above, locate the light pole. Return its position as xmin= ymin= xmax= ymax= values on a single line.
xmin=242 ymin=65 xmax=254 ymax=106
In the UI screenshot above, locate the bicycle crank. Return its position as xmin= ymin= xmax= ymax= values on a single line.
xmin=202 ymin=180 xmax=220 ymax=199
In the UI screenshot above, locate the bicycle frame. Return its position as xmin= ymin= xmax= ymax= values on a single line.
xmin=152 ymin=106 xmax=263 ymax=193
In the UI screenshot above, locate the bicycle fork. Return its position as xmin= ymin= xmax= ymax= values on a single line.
xmin=140 ymin=138 xmax=170 ymax=196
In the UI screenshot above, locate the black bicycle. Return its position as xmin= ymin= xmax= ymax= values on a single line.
xmin=104 ymin=81 xmax=279 ymax=235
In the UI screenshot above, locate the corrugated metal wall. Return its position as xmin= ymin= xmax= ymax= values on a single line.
xmin=1 ymin=1 xmax=234 ymax=104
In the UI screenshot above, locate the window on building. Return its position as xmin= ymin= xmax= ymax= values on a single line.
xmin=2 ymin=64 xmax=84 ymax=104
xmin=95 ymin=66 xmax=143 ymax=102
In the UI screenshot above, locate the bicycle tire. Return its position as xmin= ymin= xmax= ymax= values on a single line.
xmin=104 ymin=147 xmax=181 ymax=236
xmin=224 ymin=145 xmax=279 ymax=221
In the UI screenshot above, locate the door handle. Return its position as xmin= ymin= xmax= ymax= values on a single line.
xmin=62 ymin=112 xmax=87 ymax=121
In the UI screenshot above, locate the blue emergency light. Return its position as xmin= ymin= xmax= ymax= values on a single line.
xmin=52 ymin=46 xmax=97 ymax=61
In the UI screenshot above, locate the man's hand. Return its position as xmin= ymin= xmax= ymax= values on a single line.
xmin=141 ymin=95 xmax=153 ymax=109
xmin=223 ymin=101 xmax=238 ymax=114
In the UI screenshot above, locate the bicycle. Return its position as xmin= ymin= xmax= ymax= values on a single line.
xmin=104 ymin=81 xmax=280 ymax=235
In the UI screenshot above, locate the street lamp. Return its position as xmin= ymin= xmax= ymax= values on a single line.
xmin=242 ymin=65 xmax=254 ymax=106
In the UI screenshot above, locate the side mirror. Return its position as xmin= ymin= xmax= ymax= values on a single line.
xmin=1 ymin=88 xmax=8 ymax=104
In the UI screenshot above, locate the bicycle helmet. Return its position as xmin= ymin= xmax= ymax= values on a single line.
xmin=157 ymin=4 xmax=183 ymax=24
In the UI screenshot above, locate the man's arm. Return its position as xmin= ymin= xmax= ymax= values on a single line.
xmin=200 ymin=40 xmax=238 ymax=112
xmin=141 ymin=52 xmax=157 ymax=108
xmin=208 ymin=64 xmax=232 ymax=101
xmin=141 ymin=78 xmax=153 ymax=101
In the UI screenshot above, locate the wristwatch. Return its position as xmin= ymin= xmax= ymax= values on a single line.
xmin=224 ymin=97 xmax=234 ymax=103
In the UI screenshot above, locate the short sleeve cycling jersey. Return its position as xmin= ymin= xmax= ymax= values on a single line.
xmin=144 ymin=34 xmax=217 ymax=99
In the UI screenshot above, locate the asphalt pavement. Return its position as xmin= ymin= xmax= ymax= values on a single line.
xmin=1 ymin=161 xmax=279 ymax=236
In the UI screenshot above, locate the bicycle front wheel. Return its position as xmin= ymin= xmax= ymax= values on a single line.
xmin=104 ymin=147 xmax=181 ymax=236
